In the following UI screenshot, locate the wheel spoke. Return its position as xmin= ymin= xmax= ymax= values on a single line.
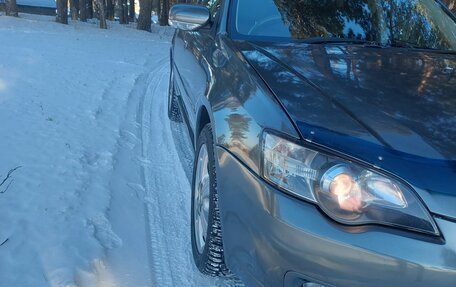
xmin=200 ymin=210 xmax=208 ymax=239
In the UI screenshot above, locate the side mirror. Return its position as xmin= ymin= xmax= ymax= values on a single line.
xmin=168 ymin=4 xmax=211 ymax=31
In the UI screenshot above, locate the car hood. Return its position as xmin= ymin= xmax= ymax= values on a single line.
xmin=238 ymin=41 xmax=456 ymax=219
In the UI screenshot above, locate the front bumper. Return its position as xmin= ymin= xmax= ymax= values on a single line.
xmin=216 ymin=147 xmax=456 ymax=287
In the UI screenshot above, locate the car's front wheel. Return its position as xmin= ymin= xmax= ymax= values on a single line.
xmin=191 ymin=124 xmax=230 ymax=277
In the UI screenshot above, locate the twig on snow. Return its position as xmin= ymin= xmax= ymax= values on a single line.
xmin=0 ymin=166 xmax=22 ymax=194
xmin=0 ymin=238 xmax=9 ymax=247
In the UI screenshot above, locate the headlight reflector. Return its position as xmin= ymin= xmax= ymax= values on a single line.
xmin=320 ymin=164 xmax=363 ymax=213
xmin=263 ymin=133 xmax=318 ymax=202
xmin=262 ymin=132 xmax=439 ymax=235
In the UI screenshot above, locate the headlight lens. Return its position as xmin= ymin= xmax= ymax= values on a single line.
xmin=262 ymin=132 xmax=439 ymax=236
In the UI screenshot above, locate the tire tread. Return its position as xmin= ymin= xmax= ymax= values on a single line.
xmin=192 ymin=124 xmax=232 ymax=278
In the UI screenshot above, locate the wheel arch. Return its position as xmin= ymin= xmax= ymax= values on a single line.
xmin=195 ymin=105 xmax=212 ymax=147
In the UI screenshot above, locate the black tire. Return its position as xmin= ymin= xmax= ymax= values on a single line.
xmin=191 ymin=124 xmax=231 ymax=277
xmin=168 ymin=66 xmax=182 ymax=122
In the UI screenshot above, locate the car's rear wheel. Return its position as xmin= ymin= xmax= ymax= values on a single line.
xmin=191 ymin=124 xmax=230 ymax=277
xmin=168 ymin=66 xmax=182 ymax=122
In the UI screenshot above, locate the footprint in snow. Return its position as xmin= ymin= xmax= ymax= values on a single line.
xmin=88 ymin=214 xmax=122 ymax=250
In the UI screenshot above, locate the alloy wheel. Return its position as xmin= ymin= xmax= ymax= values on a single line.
xmin=194 ymin=143 xmax=210 ymax=254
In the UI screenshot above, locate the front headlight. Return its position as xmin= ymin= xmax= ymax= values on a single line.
xmin=262 ymin=132 xmax=439 ymax=236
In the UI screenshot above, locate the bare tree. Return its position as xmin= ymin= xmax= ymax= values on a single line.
xmin=129 ymin=0 xmax=135 ymax=21
xmin=118 ymin=0 xmax=129 ymax=24
xmin=5 ymin=0 xmax=19 ymax=16
xmin=106 ymin=0 xmax=114 ymax=20
xmin=70 ymin=0 xmax=79 ymax=21
xmin=96 ymin=0 xmax=107 ymax=28
xmin=80 ymin=0 xmax=88 ymax=21
xmin=137 ymin=0 xmax=153 ymax=31
xmin=158 ymin=0 xmax=169 ymax=26
xmin=88 ymin=0 xmax=94 ymax=18
xmin=123 ymin=0 xmax=129 ymax=22
xmin=56 ymin=0 xmax=68 ymax=24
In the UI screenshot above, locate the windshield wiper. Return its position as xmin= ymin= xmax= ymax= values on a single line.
xmin=390 ymin=39 xmax=456 ymax=54
xmin=303 ymin=37 xmax=372 ymax=44
xmin=301 ymin=37 xmax=386 ymax=47
xmin=390 ymin=39 xmax=424 ymax=49
xmin=298 ymin=37 xmax=456 ymax=54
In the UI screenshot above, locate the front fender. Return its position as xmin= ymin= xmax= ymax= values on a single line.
xmin=208 ymin=36 xmax=299 ymax=174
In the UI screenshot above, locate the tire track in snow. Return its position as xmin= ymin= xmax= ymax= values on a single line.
xmin=106 ymin=55 xmax=169 ymax=287
xmin=138 ymin=58 xmax=238 ymax=286
xmin=139 ymin=62 xmax=175 ymax=287
xmin=128 ymin=57 xmax=171 ymax=286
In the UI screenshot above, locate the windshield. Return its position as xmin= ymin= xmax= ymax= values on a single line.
xmin=232 ymin=0 xmax=456 ymax=51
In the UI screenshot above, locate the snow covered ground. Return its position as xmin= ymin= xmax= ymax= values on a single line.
xmin=0 ymin=14 xmax=238 ymax=287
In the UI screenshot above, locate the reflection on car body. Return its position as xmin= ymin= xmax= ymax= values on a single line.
xmin=168 ymin=1 xmax=456 ymax=286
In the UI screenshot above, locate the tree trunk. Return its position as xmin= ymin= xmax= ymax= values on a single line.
xmin=123 ymin=0 xmax=129 ymax=23
xmin=106 ymin=0 xmax=114 ymax=20
xmin=88 ymin=0 xmax=93 ymax=18
xmin=5 ymin=0 xmax=19 ymax=16
xmin=70 ymin=0 xmax=79 ymax=21
xmin=129 ymin=0 xmax=135 ymax=21
xmin=157 ymin=0 xmax=161 ymax=23
xmin=56 ymin=0 xmax=68 ymax=24
xmin=158 ymin=0 xmax=169 ymax=26
xmin=137 ymin=0 xmax=152 ymax=31
xmin=96 ymin=0 xmax=107 ymax=29
xmin=79 ymin=0 xmax=87 ymax=21
xmin=122 ymin=0 xmax=130 ymax=24
xmin=152 ymin=0 xmax=158 ymax=11
xmin=118 ymin=0 xmax=128 ymax=24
